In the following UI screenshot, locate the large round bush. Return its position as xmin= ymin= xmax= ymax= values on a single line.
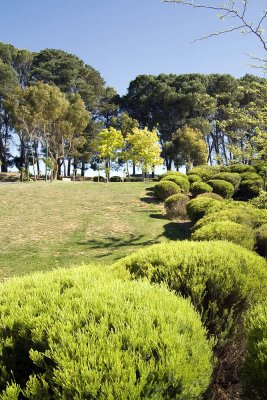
xmin=190 ymin=181 xmax=213 ymax=197
xmin=113 ymin=241 xmax=267 ymax=344
xmin=158 ymin=171 xmax=187 ymax=181
xmin=228 ymin=164 xmax=256 ymax=174
xmin=197 ymin=192 xmax=224 ymax=201
xmin=191 ymin=221 xmax=256 ymax=251
xmin=187 ymin=165 xmax=221 ymax=181
xmin=188 ymin=174 xmax=202 ymax=184
xmin=186 ymin=197 xmax=222 ymax=223
xmin=240 ymin=172 xmax=263 ymax=182
xmin=213 ymin=172 xmax=241 ymax=191
xmin=154 ymin=180 xmax=181 ymax=200
xmin=0 ymin=265 xmax=213 ymax=399
xmin=238 ymin=179 xmax=263 ymax=199
xmin=162 ymin=175 xmax=190 ymax=193
xmin=164 ymin=193 xmax=189 ymax=220
xmin=207 ymin=179 xmax=234 ymax=198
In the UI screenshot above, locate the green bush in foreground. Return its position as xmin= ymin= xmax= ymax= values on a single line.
xmin=154 ymin=180 xmax=181 ymax=200
xmin=164 ymin=193 xmax=189 ymax=220
xmin=190 ymin=181 xmax=213 ymax=197
xmin=162 ymin=175 xmax=190 ymax=193
xmin=0 ymin=265 xmax=213 ymax=400
xmin=243 ymin=304 xmax=267 ymax=398
xmin=207 ymin=179 xmax=234 ymax=199
xmin=113 ymin=241 xmax=267 ymax=346
xmin=186 ymin=197 xmax=222 ymax=223
xmin=191 ymin=221 xmax=256 ymax=251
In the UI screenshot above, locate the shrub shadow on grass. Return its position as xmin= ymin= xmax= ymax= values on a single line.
xmin=140 ymin=196 xmax=160 ymax=204
xmin=149 ymin=213 xmax=168 ymax=220
xmin=162 ymin=221 xmax=192 ymax=241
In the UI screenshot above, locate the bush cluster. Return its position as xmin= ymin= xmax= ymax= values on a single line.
xmin=190 ymin=181 xmax=213 ymax=197
xmin=228 ymin=164 xmax=256 ymax=174
xmin=154 ymin=180 xmax=181 ymax=200
xmin=213 ymin=172 xmax=241 ymax=191
xmin=187 ymin=165 xmax=222 ymax=181
xmin=164 ymin=193 xmax=189 ymax=220
xmin=0 ymin=265 xmax=213 ymax=399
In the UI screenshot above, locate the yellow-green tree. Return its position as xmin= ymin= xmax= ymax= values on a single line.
xmin=92 ymin=127 xmax=124 ymax=180
xmin=125 ymin=127 xmax=163 ymax=178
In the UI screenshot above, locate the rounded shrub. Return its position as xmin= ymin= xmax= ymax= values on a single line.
xmin=213 ymin=172 xmax=241 ymax=191
xmin=207 ymin=179 xmax=234 ymax=199
xmin=228 ymin=164 xmax=256 ymax=174
xmin=255 ymin=223 xmax=267 ymax=257
xmin=113 ymin=241 xmax=267 ymax=345
xmin=110 ymin=175 xmax=122 ymax=182
xmin=243 ymin=304 xmax=267 ymax=398
xmin=238 ymin=179 xmax=263 ymax=199
xmin=93 ymin=175 xmax=106 ymax=182
xmin=187 ymin=165 xmax=221 ymax=182
xmin=158 ymin=171 xmax=188 ymax=181
xmin=193 ymin=205 xmax=267 ymax=231
xmin=186 ymin=197 xmax=222 ymax=223
xmin=197 ymin=192 xmax=224 ymax=201
xmin=154 ymin=180 xmax=181 ymax=201
xmin=191 ymin=221 xmax=256 ymax=251
xmin=164 ymin=193 xmax=189 ymax=220
xmin=240 ymin=172 xmax=263 ymax=182
xmin=0 ymin=265 xmax=213 ymax=399
xmin=162 ymin=175 xmax=190 ymax=193
xmin=190 ymin=181 xmax=213 ymax=197
xmin=188 ymin=174 xmax=202 ymax=184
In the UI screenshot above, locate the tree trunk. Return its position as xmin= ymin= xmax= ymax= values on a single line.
xmin=132 ymin=162 xmax=136 ymax=177
xmin=81 ymin=162 xmax=85 ymax=177
xmin=67 ymin=158 xmax=71 ymax=176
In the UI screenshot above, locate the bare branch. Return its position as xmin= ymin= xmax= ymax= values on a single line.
xmin=191 ymin=24 xmax=247 ymax=43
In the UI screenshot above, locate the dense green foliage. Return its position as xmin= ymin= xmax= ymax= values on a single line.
xmin=113 ymin=241 xmax=267 ymax=345
xmin=255 ymin=224 xmax=267 ymax=257
xmin=188 ymin=174 xmax=202 ymax=184
xmin=207 ymin=179 xmax=234 ymax=199
xmin=243 ymin=304 xmax=267 ymax=398
xmin=0 ymin=265 xmax=213 ymax=399
xmin=153 ymin=180 xmax=181 ymax=200
xmin=191 ymin=221 xmax=255 ymax=251
xmin=162 ymin=175 xmax=190 ymax=193
xmin=228 ymin=164 xmax=256 ymax=174
xmin=186 ymin=197 xmax=221 ymax=223
xmin=238 ymin=179 xmax=263 ymax=199
xmin=158 ymin=171 xmax=187 ymax=181
xmin=164 ymin=193 xmax=189 ymax=220
xmin=213 ymin=172 xmax=241 ymax=191
xmin=197 ymin=192 xmax=224 ymax=201
xmin=187 ymin=166 xmax=221 ymax=182
xmin=190 ymin=181 xmax=213 ymax=197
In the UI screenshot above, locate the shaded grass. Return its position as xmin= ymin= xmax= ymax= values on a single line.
xmin=0 ymin=181 xmax=191 ymax=279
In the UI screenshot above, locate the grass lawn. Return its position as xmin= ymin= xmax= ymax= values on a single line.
xmin=0 ymin=181 xmax=191 ymax=279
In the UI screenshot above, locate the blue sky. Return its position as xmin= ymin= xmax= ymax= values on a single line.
xmin=1 ymin=0 xmax=265 ymax=95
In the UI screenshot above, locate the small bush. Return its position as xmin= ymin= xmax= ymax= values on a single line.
xmin=158 ymin=171 xmax=188 ymax=181
xmin=188 ymin=174 xmax=202 ymax=184
xmin=243 ymin=304 xmax=267 ymax=398
xmin=110 ymin=175 xmax=122 ymax=182
xmin=207 ymin=179 xmax=234 ymax=199
xmin=188 ymin=165 xmax=221 ymax=182
xmin=0 ymin=265 xmax=213 ymax=399
xmin=255 ymin=224 xmax=267 ymax=257
xmin=190 ymin=181 xmax=213 ymax=197
xmin=193 ymin=205 xmax=267 ymax=231
xmin=162 ymin=175 xmax=190 ymax=193
xmin=154 ymin=180 xmax=181 ymax=201
xmin=186 ymin=197 xmax=222 ymax=223
xmin=238 ymin=179 xmax=263 ymax=199
xmin=228 ymin=164 xmax=256 ymax=174
xmin=113 ymin=241 xmax=267 ymax=345
xmin=191 ymin=221 xmax=256 ymax=251
xmin=93 ymin=175 xmax=106 ymax=182
xmin=197 ymin=192 xmax=224 ymax=201
xmin=213 ymin=172 xmax=241 ymax=191
xmin=164 ymin=193 xmax=189 ymax=220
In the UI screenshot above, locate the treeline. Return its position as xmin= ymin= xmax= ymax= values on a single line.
xmin=0 ymin=41 xmax=267 ymax=179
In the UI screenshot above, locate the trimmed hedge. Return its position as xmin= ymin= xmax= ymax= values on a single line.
xmin=93 ymin=176 xmax=106 ymax=182
xmin=197 ymin=192 xmax=224 ymax=201
xmin=207 ymin=179 xmax=234 ymax=199
xmin=0 ymin=265 xmax=213 ymax=399
xmin=110 ymin=175 xmax=122 ymax=182
xmin=213 ymin=172 xmax=241 ymax=191
xmin=190 ymin=181 xmax=213 ymax=197
xmin=186 ymin=197 xmax=222 ymax=223
xmin=188 ymin=174 xmax=202 ymax=184
xmin=255 ymin=224 xmax=267 ymax=257
xmin=162 ymin=175 xmax=190 ymax=193
xmin=154 ymin=180 xmax=181 ymax=200
xmin=228 ymin=164 xmax=256 ymax=174
xmin=191 ymin=221 xmax=256 ymax=251
xmin=164 ymin=193 xmax=189 ymax=220
xmin=243 ymin=304 xmax=267 ymax=398
xmin=113 ymin=241 xmax=267 ymax=345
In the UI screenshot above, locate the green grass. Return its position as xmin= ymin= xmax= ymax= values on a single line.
xmin=0 ymin=181 xmax=191 ymax=279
